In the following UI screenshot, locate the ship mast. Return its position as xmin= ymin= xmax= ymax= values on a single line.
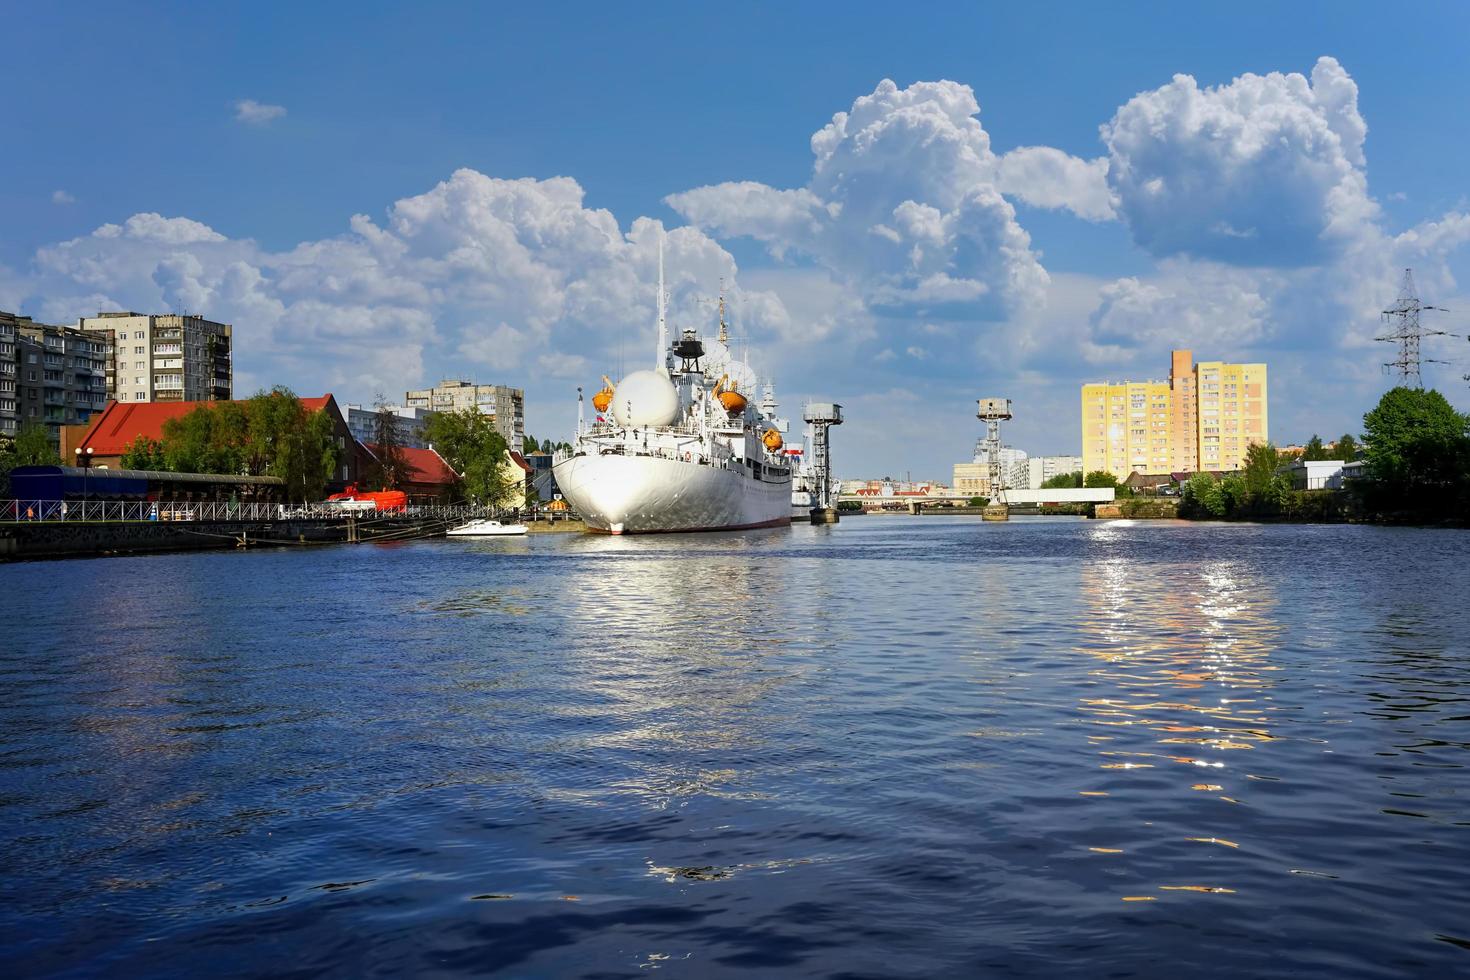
xmin=718 ymin=278 xmax=728 ymax=344
xmin=655 ymin=231 xmax=668 ymax=375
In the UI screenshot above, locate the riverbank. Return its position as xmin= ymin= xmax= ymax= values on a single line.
xmin=0 ymin=513 xmax=590 ymax=560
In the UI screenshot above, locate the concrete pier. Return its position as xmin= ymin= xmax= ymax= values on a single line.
xmin=982 ymin=505 xmax=1010 ymax=521
xmin=810 ymin=507 xmax=840 ymax=525
xmin=1 ymin=515 xmax=453 ymax=561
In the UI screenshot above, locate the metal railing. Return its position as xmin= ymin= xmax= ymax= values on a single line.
xmin=0 ymin=499 xmax=528 ymax=524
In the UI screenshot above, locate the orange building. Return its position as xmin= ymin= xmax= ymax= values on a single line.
xmin=1082 ymin=350 xmax=1268 ymax=480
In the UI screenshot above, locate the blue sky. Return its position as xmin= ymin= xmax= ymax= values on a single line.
xmin=5 ymin=2 xmax=1470 ymax=476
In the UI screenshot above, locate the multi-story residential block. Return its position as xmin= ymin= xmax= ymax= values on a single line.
xmin=0 ymin=311 xmax=110 ymax=445
xmin=0 ymin=312 xmax=19 ymax=439
xmin=344 ymin=403 xmax=435 ymax=449
xmin=953 ymin=446 xmax=1028 ymax=497
xmin=1082 ymin=350 xmax=1267 ymax=480
xmin=405 ymin=379 xmax=524 ymax=453
xmin=1023 ymin=455 xmax=1085 ymax=489
xmin=77 ymin=312 xmax=232 ymax=404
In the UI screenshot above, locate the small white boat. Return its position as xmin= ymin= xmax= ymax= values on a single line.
xmin=446 ymin=519 xmax=528 ymax=537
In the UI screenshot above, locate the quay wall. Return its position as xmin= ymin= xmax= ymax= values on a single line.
xmin=0 ymin=517 xmax=437 ymax=561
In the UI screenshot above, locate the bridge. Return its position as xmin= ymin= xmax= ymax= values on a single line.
xmin=842 ymin=488 xmax=1115 ymax=512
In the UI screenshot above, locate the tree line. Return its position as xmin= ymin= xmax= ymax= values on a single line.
xmin=1180 ymin=386 xmax=1470 ymax=522
xmin=120 ymin=387 xmax=340 ymax=501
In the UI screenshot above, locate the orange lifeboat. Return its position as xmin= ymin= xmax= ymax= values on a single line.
xmin=762 ymin=429 xmax=783 ymax=452
xmin=592 ymin=375 xmax=614 ymax=413
xmin=714 ymin=375 xmax=747 ymax=414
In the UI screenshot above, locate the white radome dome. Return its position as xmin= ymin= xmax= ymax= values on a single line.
xmin=610 ymin=369 xmax=679 ymax=427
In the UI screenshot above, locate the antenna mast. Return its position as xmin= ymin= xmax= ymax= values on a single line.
xmin=655 ymin=231 xmax=668 ymax=373
xmin=1377 ymin=268 xmax=1451 ymax=387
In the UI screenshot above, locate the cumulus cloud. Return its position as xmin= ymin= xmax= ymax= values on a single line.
xmin=51 ymin=190 xmax=76 ymax=205
xmin=9 ymin=61 xmax=1470 ymax=477
xmin=996 ymin=147 xmax=1114 ymax=220
xmin=16 ymin=169 xmax=789 ymax=405
xmin=669 ymin=79 xmax=1053 ymax=327
xmin=1085 ymin=266 xmax=1273 ymax=358
xmin=1102 ymin=57 xmax=1375 ymax=266
xmin=234 ymin=99 xmax=286 ymax=125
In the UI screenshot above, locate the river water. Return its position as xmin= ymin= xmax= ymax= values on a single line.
xmin=2 ymin=516 xmax=1468 ymax=978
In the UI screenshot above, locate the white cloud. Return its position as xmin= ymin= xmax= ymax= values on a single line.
xmin=16 ymin=168 xmax=790 ymax=407
xmin=996 ymin=147 xmax=1114 ymax=220
xmin=234 ymin=99 xmax=286 ymax=125
xmin=1102 ymin=57 xmax=1375 ymax=266
xmin=669 ymin=79 xmax=1051 ymax=327
xmin=51 ymin=190 xmax=76 ymax=205
xmin=9 ymin=62 xmax=1470 ymax=478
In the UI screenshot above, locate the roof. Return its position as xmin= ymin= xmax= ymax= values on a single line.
xmin=364 ymin=443 xmax=459 ymax=486
xmin=508 ymin=451 xmax=533 ymax=474
xmin=79 ymin=395 xmax=338 ymax=456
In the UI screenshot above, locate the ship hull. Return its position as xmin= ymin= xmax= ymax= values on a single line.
xmin=554 ymin=453 xmax=791 ymax=534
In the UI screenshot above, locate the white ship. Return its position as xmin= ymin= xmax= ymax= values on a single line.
xmin=553 ymin=243 xmax=793 ymax=534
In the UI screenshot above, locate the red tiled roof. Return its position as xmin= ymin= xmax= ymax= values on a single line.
xmin=365 ymin=443 xmax=460 ymax=486
xmin=80 ymin=395 xmax=338 ymax=457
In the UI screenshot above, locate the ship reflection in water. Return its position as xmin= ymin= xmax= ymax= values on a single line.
xmin=2 ymin=517 xmax=1469 ymax=976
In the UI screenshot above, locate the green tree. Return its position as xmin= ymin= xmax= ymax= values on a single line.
xmin=242 ymin=387 xmax=307 ymax=477
xmin=967 ymin=495 xmax=988 ymax=507
xmin=1242 ymin=442 xmax=1282 ymax=499
xmin=159 ymin=404 xmax=243 ymax=474
xmin=120 ymin=435 xmax=166 ymax=470
xmin=1042 ymin=471 xmax=1083 ymax=489
xmin=1182 ymin=472 xmax=1225 ymax=518
xmin=1301 ymin=435 xmax=1328 ymax=461
xmin=424 ymin=408 xmax=509 ymax=504
xmin=0 ymin=422 xmax=61 ymax=495
xmin=276 ymin=406 xmax=338 ymax=502
xmin=1335 ymin=433 xmax=1360 ymax=461
xmin=1362 ymin=386 xmax=1470 ymax=509
xmin=1083 ymin=470 xmax=1118 ymax=489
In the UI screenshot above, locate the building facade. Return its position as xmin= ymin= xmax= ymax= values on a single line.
xmin=1024 ymin=454 xmax=1084 ymax=489
xmin=405 ymin=379 xmax=524 ymax=453
xmin=1082 ymin=350 xmax=1267 ymax=480
xmin=78 ymin=312 xmax=232 ymax=404
xmin=344 ymin=403 xmax=435 ymax=449
xmin=1 ymin=311 xmax=109 ymax=445
xmin=0 ymin=312 xmax=18 ymax=439
xmin=954 ymin=445 xmax=1028 ymax=497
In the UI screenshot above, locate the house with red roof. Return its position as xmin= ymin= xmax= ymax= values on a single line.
xmin=74 ymin=394 xmax=360 ymax=490
xmin=361 ymin=443 xmax=461 ymax=502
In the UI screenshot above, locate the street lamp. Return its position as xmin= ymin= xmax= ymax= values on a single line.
xmin=73 ymin=446 xmax=93 ymax=517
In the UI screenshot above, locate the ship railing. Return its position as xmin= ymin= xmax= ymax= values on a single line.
xmin=0 ymin=499 xmax=509 ymax=524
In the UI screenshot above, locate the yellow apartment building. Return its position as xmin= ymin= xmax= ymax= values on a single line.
xmin=1082 ymin=350 xmax=1267 ymax=480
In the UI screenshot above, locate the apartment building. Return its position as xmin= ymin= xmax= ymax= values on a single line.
xmin=344 ymin=403 xmax=435 ymax=450
xmin=78 ymin=312 xmax=232 ymax=403
xmin=1024 ymin=455 xmax=1085 ymax=489
xmin=405 ymin=379 xmax=524 ymax=453
xmin=953 ymin=446 xmax=1029 ymax=497
xmin=1082 ymin=350 xmax=1268 ymax=480
xmin=0 ymin=312 xmax=18 ymax=439
xmin=0 ymin=311 xmax=110 ymax=444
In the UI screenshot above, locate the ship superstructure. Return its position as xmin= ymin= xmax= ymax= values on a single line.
xmin=552 ymin=240 xmax=792 ymax=534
